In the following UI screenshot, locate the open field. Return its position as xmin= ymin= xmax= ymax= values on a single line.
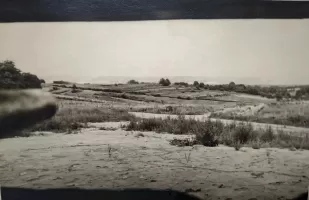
xmin=48 ymin=83 xmax=308 ymax=128
xmin=2 ymin=82 xmax=309 ymax=200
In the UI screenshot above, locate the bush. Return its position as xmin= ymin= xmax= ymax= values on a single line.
xmin=71 ymin=84 xmax=79 ymax=93
xmin=124 ymin=116 xmax=309 ymax=150
xmin=232 ymin=122 xmax=254 ymax=144
xmin=174 ymin=82 xmax=189 ymax=87
xmin=199 ymin=82 xmax=205 ymax=88
xmin=0 ymin=60 xmax=44 ymax=89
xmin=53 ymin=80 xmax=70 ymax=85
xmin=159 ymin=78 xmax=171 ymax=86
xmin=127 ymin=80 xmax=139 ymax=84
xmin=260 ymin=126 xmax=275 ymax=142
xmin=251 ymin=139 xmax=261 ymax=149
xmin=169 ymin=138 xmax=199 ymax=147
xmin=194 ymin=119 xmax=221 ymax=147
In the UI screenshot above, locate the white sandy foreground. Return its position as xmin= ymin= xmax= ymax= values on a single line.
xmin=1 ymin=123 xmax=309 ymax=200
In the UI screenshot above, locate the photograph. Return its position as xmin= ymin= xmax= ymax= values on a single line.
xmin=0 ymin=1 xmax=309 ymax=200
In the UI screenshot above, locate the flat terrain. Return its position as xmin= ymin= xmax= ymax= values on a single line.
xmin=1 ymin=123 xmax=309 ymax=200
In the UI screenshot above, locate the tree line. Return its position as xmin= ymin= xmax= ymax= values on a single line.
xmin=126 ymin=77 xmax=309 ymax=100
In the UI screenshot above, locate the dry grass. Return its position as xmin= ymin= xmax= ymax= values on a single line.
xmin=124 ymin=116 xmax=309 ymax=150
xmin=211 ymin=102 xmax=309 ymax=128
xmin=130 ymin=105 xmax=213 ymax=115
xmin=29 ymin=100 xmax=136 ymax=133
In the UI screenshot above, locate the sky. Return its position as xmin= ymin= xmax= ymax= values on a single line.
xmin=0 ymin=19 xmax=309 ymax=85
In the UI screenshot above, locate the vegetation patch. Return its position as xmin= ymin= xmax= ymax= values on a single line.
xmin=124 ymin=116 xmax=309 ymax=150
xmin=210 ymin=112 xmax=309 ymax=128
xmin=29 ymin=105 xmax=136 ymax=133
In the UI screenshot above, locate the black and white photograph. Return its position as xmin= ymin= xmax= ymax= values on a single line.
xmin=0 ymin=1 xmax=309 ymax=200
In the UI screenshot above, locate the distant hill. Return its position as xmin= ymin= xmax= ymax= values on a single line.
xmin=89 ymin=76 xmax=270 ymax=86
xmin=40 ymin=75 xmax=307 ymax=86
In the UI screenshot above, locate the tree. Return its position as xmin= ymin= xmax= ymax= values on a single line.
xmin=295 ymin=90 xmax=303 ymax=100
xmin=275 ymin=93 xmax=283 ymax=101
xmin=228 ymin=81 xmax=236 ymax=91
xmin=199 ymin=82 xmax=205 ymax=88
xmin=165 ymin=78 xmax=171 ymax=86
xmin=22 ymin=73 xmax=42 ymax=89
xmin=127 ymin=79 xmax=139 ymax=84
xmin=72 ymin=84 xmax=78 ymax=93
xmin=0 ymin=60 xmax=44 ymax=89
xmin=174 ymin=82 xmax=189 ymax=87
xmin=193 ymin=81 xmax=199 ymax=87
xmin=159 ymin=78 xmax=171 ymax=86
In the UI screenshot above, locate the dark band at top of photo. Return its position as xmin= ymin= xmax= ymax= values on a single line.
xmin=1 ymin=0 xmax=309 ymax=22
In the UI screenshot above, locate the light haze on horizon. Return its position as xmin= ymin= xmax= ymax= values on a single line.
xmin=0 ymin=20 xmax=309 ymax=85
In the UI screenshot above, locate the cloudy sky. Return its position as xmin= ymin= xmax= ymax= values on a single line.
xmin=0 ymin=19 xmax=308 ymax=84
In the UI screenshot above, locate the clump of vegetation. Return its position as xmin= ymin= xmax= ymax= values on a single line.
xmin=127 ymin=80 xmax=139 ymax=84
xmin=251 ymin=138 xmax=261 ymax=149
xmin=159 ymin=78 xmax=171 ymax=86
xmin=71 ymin=84 xmax=80 ymax=93
xmin=174 ymin=82 xmax=189 ymax=87
xmin=194 ymin=119 xmax=221 ymax=147
xmin=231 ymin=122 xmax=254 ymax=144
xmin=169 ymin=138 xmax=198 ymax=147
xmin=124 ymin=116 xmax=309 ymax=150
xmin=53 ymin=80 xmax=71 ymax=85
xmin=0 ymin=60 xmax=44 ymax=89
xmin=204 ymin=81 xmax=299 ymax=100
xmin=30 ymin=105 xmax=136 ymax=132
xmin=193 ymin=81 xmax=199 ymax=87
xmin=210 ymin=112 xmax=309 ymax=128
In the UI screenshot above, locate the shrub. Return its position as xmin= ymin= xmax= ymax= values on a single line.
xmin=199 ymin=82 xmax=205 ymax=88
xmin=233 ymin=141 xmax=242 ymax=151
xmin=232 ymin=122 xmax=254 ymax=144
xmin=251 ymin=139 xmax=261 ymax=149
xmin=174 ymin=82 xmax=189 ymax=87
xmin=159 ymin=78 xmax=171 ymax=86
xmin=260 ymin=126 xmax=275 ymax=142
xmin=53 ymin=80 xmax=70 ymax=85
xmin=0 ymin=60 xmax=44 ymax=89
xmin=127 ymin=80 xmax=139 ymax=84
xmin=72 ymin=84 xmax=79 ymax=93
xmin=123 ymin=116 xmax=308 ymax=150
xmin=193 ymin=119 xmax=223 ymax=147
xmin=169 ymin=138 xmax=199 ymax=147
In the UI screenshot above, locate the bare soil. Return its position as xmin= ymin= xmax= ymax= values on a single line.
xmin=1 ymin=123 xmax=309 ymax=200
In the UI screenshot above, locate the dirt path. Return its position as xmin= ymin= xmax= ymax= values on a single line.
xmin=1 ymin=126 xmax=309 ymax=200
xmin=129 ymin=112 xmax=309 ymax=136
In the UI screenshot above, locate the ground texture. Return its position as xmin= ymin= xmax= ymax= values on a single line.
xmin=1 ymin=122 xmax=309 ymax=200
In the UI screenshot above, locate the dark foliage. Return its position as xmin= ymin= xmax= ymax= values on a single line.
xmin=159 ymin=78 xmax=171 ymax=86
xmin=0 ymin=60 xmax=44 ymax=89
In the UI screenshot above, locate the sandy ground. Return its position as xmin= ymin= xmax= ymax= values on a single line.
xmin=1 ymin=123 xmax=309 ymax=200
